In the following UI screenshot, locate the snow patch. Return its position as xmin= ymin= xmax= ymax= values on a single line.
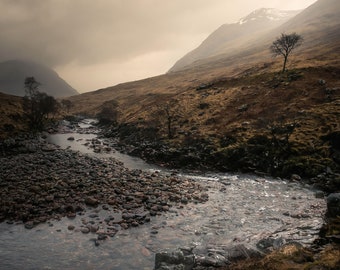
xmin=238 ymin=8 xmax=297 ymax=25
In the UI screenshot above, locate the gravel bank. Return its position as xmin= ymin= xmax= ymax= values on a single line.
xmin=0 ymin=136 xmax=208 ymax=233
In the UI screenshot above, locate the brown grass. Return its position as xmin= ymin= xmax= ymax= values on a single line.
xmin=0 ymin=92 xmax=27 ymax=139
xmin=226 ymin=243 xmax=340 ymax=270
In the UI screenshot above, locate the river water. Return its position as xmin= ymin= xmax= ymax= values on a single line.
xmin=0 ymin=119 xmax=326 ymax=269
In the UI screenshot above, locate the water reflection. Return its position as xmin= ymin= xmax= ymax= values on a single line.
xmin=46 ymin=133 xmax=160 ymax=171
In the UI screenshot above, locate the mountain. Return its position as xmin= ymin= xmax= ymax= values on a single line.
xmin=272 ymin=0 xmax=340 ymax=52
xmin=169 ymin=0 xmax=340 ymax=73
xmin=67 ymin=0 xmax=340 ymax=118
xmin=169 ymin=8 xmax=300 ymax=72
xmin=0 ymin=60 xmax=78 ymax=97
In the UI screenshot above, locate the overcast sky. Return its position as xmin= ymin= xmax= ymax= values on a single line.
xmin=0 ymin=0 xmax=317 ymax=93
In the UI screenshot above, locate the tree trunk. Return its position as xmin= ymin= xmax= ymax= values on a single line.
xmin=167 ymin=116 xmax=172 ymax=139
xmin=282 ymin=55 xmax=288 ymax=73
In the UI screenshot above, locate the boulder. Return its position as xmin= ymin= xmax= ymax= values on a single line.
xmin=291 ymin=174 xmax=302 ymax=181
xmin=327 ymin=193 xmax=340 ymax=218
xmin=154 ymin=249 xmax=195 ymax=270
xmin=195 ymin=254 xmax=228 ymax=268
xmin=225 ymin=244 xmax=261 ymax=261
xmin=256 ymin=237 xmax=285 ymax=253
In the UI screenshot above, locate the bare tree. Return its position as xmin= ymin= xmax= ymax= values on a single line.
xmin=270 ymin=33 xmax=303 ymax=73
xmin=23 ymin=77 xmax=58 ymax=130
xmin=164 ymin=102 xmax=174 ymax=139
xmin=61 ymin=99 xmax=73 ymax=113
xmin=156 ymin=99 xmax=180 ymax=139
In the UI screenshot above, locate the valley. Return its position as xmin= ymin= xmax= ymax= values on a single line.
xmin=0 ymin=0 xmax=339 ymax=269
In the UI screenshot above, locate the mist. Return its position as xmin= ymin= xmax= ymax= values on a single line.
xmin=0 ymin=0 xmax=317 ymax=92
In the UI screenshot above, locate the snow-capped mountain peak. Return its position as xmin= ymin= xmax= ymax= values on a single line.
xmin=238 ymin=8 xmax=299 ymax=25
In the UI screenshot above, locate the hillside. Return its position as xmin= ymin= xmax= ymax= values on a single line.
xmin=67 ymin=0 xmax=340 ymax=117
xmin=169 ymin=0 xmax=340 ymax=73
xmin=0 ymin=60 xmax=78 ymax=98
xmin=0 ymin=92 xmax=26 ymax=139
xmin=169 ymin=8 xmax=300 ymax=72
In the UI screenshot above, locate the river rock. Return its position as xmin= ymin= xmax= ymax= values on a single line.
xmin=0 ymin=132 xmax=207 ymax=237
xmin=85 ymin=197 xmax=99 ymax=206
xmin=67 ymin=225 xmax=75 ymax=230
xmin=195 ymin=254 xmax=228 ymax=268
xmin=80 ymin=227 xmax=90 ymax=234
xmin=154 ymin=249 xmax=195 ymax=270
xmin=291 ymin=174 xmax=302 ymax=181
xmin=327 ymin=193 xmax=340 ymax=217
xmin=256 ymin=237 xmax=285 ymax=253
xmin=24 ymin=221 xmax=34 ymax=229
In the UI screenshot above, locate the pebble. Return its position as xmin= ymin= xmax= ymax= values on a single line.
xmin=0 ymin=135 xmax=208 ymax=236
xmin=24 ymin=221 xmax=34 ymax=229
xmin=80 ymin=227 xmax=90 ymax=234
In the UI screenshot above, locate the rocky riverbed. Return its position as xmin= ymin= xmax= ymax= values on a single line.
xmin=0 ymin=120 xmax=332 ymax=269
xmin=0 ymin=135 xmax=208 ymax=232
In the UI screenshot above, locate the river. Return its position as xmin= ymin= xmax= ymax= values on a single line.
xmin=0 ymin=119 xmax=326 ymax=269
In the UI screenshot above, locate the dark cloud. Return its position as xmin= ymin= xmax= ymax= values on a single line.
xmin=0 ymin=0 xmax=216 ymax=66
xmin=0 ymin=0 xmax=317 ymax=92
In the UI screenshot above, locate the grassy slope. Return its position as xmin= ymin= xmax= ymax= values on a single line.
xmin=123 ymin=64 xmax=340 ymax=178
xmin=226 ymin=242 xmax=340 ymax=270
xmin=0 ymin=92 xmax=26 ymax=139
xmin=175 ymin=66 xmax=339 ymax=144
xmin=64 ymin=41 xmax=340 ymax=177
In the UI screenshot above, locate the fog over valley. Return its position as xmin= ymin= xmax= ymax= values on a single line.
xmin=0 ymin=0 xmax=316 ymax=92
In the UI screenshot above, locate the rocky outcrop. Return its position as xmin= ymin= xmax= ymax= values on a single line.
xmin=154 ymin=245 xmax=263 ymax=270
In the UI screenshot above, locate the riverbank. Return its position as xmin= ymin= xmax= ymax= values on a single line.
xmin=0 ymin=121 xmax=338 ymax=269
xmin=101 ymin=122 xmax=340 ymax=194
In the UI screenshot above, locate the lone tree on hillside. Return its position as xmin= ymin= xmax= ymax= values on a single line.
xmin=270 ymin=33 xmax=303 ymax=73
xmin=23 ymin=76 xmax=59 ymax=130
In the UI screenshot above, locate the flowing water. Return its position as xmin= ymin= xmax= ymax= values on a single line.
xmin=0 ymin=119 xmax=326 ymax=270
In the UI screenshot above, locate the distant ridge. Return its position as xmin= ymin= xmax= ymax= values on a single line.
xmin=237 ymin=8 xmax=299 ymax=25
xmin=169 ymin=8 xmax=300 ymax=72
xmin=0 ymin=60 xmax=78 ymax=97
xmin=169 ymin=0 xmax=340 ymax=73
